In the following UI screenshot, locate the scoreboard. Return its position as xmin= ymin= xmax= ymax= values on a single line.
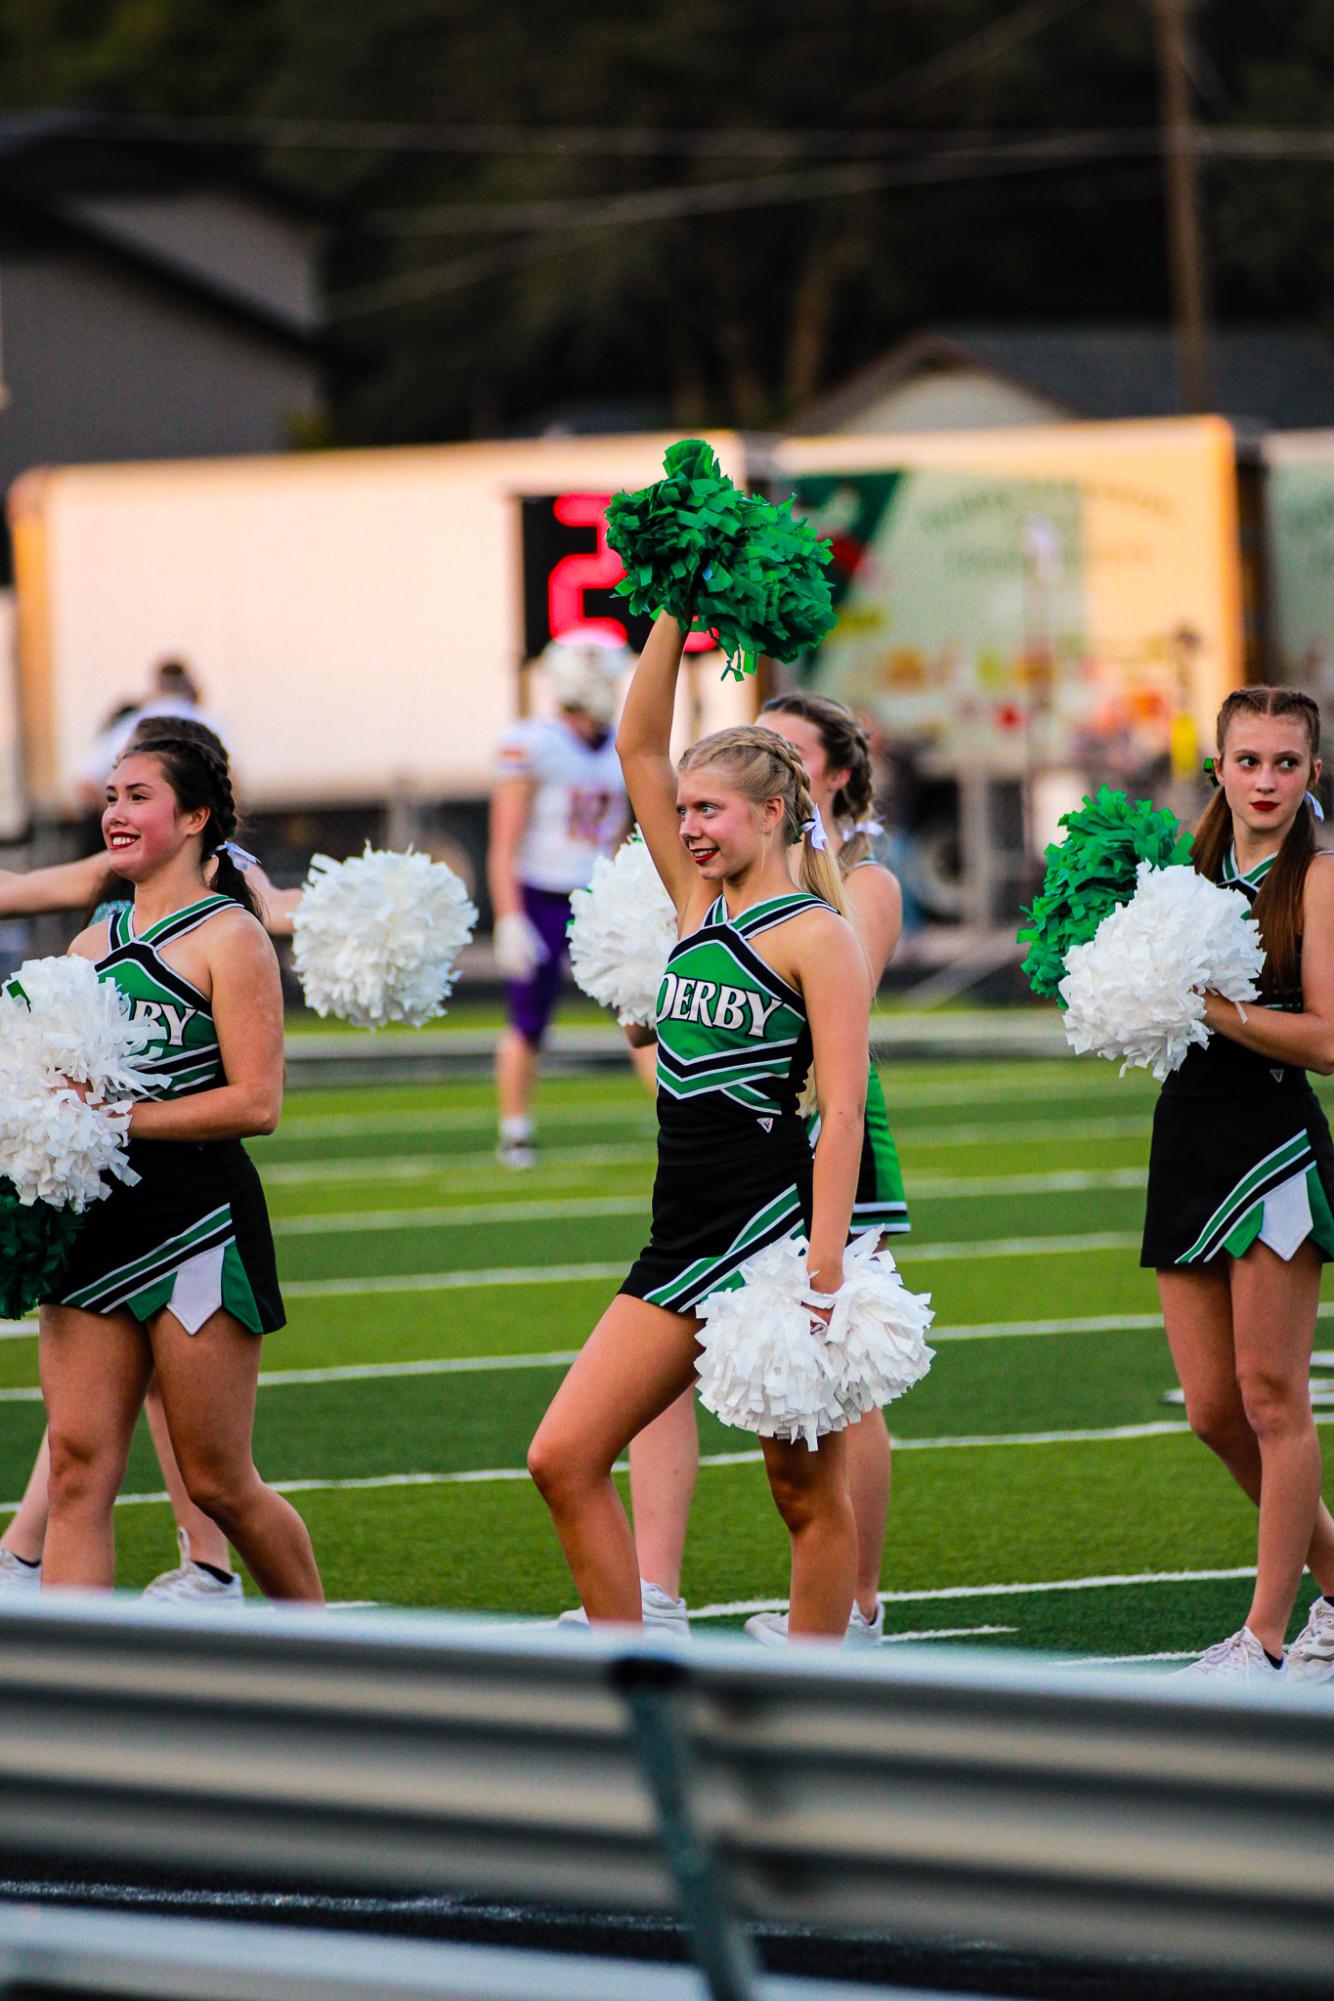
xmin=520 ymin=493 xmax=715 ymax=659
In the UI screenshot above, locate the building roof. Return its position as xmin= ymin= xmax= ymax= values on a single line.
xmin=791 ymin=324 xmax=1334 ymax=436
xmin=0 ymin=110 xmax=332 ymax=349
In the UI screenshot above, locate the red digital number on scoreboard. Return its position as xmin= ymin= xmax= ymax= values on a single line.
xmin=548 ymin=495 xmax=714 ymax=654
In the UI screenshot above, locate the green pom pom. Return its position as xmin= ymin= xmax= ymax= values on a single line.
xmin=606 ymin=439 xmax=836 ymax=676
xmin=1017 ymin=786 xmax=1193 ymax=1002
xmin=0 ymin=1181 xmax=84 ymax=1321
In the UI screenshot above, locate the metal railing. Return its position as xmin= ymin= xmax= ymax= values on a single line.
xmin=0 ymin=1595 xmax=1331 ymax=1999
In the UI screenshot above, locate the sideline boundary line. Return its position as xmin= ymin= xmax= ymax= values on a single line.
xmin=19 ymin=1417 xmax=1331 ymax=1512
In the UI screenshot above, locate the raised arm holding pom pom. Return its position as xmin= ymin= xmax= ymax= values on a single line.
xmin=529 ymin=609 xmax=878 ymax=1640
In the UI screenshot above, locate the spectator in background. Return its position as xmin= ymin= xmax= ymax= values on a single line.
xmin=488 ymin=628 xmax=652 ymax=1168
xmin=77 ymin=660 xmax=226 ymax=814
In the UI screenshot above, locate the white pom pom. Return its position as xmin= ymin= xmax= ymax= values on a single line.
xmin=1059 ymin=861 xmax=1265 ymax=1080
xmin=567 ymin=837 xmax=677 ymax=1026
xmin=291 ymin=845 xmax=478 ymax=1030
xmin=694 ymin=1229 xmax=934 ymax=1449
xmin=0 ymin=956 xmax=155 ymax=1211
xmin=824 ymin=1228 xmax=936 ymax=1417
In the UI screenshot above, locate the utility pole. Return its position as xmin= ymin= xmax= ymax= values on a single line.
xmin=1151 ymin=0 xmax=1212 ymax=413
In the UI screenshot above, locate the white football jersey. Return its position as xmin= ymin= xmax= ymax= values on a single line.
xmin=495 ymin=718 xmax=628 ymax=893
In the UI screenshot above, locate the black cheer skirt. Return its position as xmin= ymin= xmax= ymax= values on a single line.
xmin=51 ymin=1137 xmax=284 ymax=1334
xmin=1141 ymin=1058 xmax=1334 ymax=1269
xmin=621 ymin=1099 xmax=813 ymax=1316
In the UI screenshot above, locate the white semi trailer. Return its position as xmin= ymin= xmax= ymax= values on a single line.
xmin=6 ymin=432 xmax=750 ymax=827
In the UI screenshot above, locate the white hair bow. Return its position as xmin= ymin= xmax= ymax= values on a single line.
xmin=802 ymin=808 xmax=829 ymax=852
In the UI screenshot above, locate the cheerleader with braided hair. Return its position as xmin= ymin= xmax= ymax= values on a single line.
xmin=530 ymin=612 xmax=871 ymax=1637
xmin=37 ymin=730 xmax=322 ymax=1598
xmin=603 ymin=690 xmax=911 ymax=1641
xmin=0 ymin=717 xmax=304 ymax=1602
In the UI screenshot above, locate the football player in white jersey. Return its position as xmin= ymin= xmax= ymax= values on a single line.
xmin=489 ymin=628 xmax=651 ymax=1165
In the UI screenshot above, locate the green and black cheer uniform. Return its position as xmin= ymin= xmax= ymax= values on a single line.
xmin=50 ymin=894 xmax=284 ymax=1333
xmin=623 ymin=889 xmax=842 ymax=1314
xmin=1141 ymin=849 xmax=1334 ymax=1268
xmin=808 ymin=858 xmax=909 ymax=1237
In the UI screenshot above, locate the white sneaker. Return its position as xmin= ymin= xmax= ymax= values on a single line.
xmin=142 ymin=1528 xmax=243 ymax=1606
xmin=1176 ymin=1626 xmax=1284 ymax=1679
xmin=744 ymin=1600 xmax=885 ymax=1647
xmin=0 ymin=1547 xmax=41 ymax=1594
xmin=1285 ymin=1597 xmax=1334 ymax=1685
xmin=497 ymin=1138 xmax=537 ymax=1170
xmin=557 ymin=1578 xmax=689 ymax=1637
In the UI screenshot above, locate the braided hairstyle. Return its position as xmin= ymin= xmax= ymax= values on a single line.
xmin=129 ymin=713 xmax=227 ymax=762
xmin=760 ymin=690 xmax=877 ymax=874
xmin=1192 ymin=685 xmax=1322 ymax=1004
xmin=114 ymin=729 xmax=262 ymax=922
xmin=677 ymin=725 xmax=848 ymax=916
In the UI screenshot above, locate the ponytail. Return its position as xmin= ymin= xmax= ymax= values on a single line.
xmin=795 ymin=809 xmax=850 ymax=916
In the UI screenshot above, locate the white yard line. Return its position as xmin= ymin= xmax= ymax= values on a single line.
xmin=689 ymin=1564 xmax=1260 ymax=1621
xmin=263 ymin=1144 xmax=654 ymax=1187
xmin=881 ymin=1624 xmax=1018 ymax=1644
xmin=268 ymin=1185 xmax=1147 ymax=1238
xmin=264 ymin=1160 xmax=1152 ymax=1200
xmin=19 ymin=1298 xmax=1334 ymax=1346
xmin=287 ymin=1260 xmax=626 ymax=1298
xmin=912 ymin=1168 xmax=1145 ymax=1197
xmin=274 ymin=1104 xmax=655 ymax=1141
xmin=902 ymin=1115 xmax=1145 ymax=1149
xmin=16 ymin=1416 xmax=1324 ymax=1505
xmin=0 ymin=1328 xmax=1176 ymax=1392
xmin=0 ymin=1236 xmax=1161 ymax=1339
xmin=273 ymin=1075 xmax=1144 ymax=1144
xmin=1050 ymin=1650 xmax=1198 ymax=1667
xmin=259 ymin=1118 xmax=1150 ymax=1185
xmin=273 ymin=1195 xmax=645 ymax=1234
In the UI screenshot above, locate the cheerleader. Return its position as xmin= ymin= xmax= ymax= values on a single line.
xmin=612 ymin=693 xmax=910 ymax=1642
xmin=0 ymin=718 xmax=301 ymax=1601
xmin=529 ymin=612 xmax=871 ymax=1637
xmin=1147 ymin=688 xmax=1334 ymax=1680
xmin=37 ymin=730 xmax=322 ymax=1599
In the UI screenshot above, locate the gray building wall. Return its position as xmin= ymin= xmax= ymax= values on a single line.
xmin=66 ymin=188 xmax=324 ymax=335
xmin=0 ymin=234 xmax=322 ymax=509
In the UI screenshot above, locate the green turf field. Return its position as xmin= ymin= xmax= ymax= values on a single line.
xmin=3 ymin=1051 xmax=1331 ymax=1663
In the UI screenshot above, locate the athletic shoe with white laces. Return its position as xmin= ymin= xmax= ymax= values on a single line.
xmin=557 ymin=1578 xmax=689 ymax=1638
xmin=744 ymin=1600 xmax=885 ymax=1648
xmin=0 ymin=1547 xmax=41 ymax=1594
xmin=1175 ymin=1626 xmax=1284 ymax=1680
xmin=1285 ymin=1597 xmax=1334 ymax=1685
xmin=142 ymin=1528 xmax=243 ymax=1606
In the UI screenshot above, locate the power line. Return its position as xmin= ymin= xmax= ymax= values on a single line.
xmin=328 ymin=135 xmax=1158 ymax=319
xmin=20 ymin=105 xmax=1334 ymax=164
xmin=848 ymin=0 xmax=1095 ymax=115
xmin=364 ymin=126 xmax=1334 ymax=237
